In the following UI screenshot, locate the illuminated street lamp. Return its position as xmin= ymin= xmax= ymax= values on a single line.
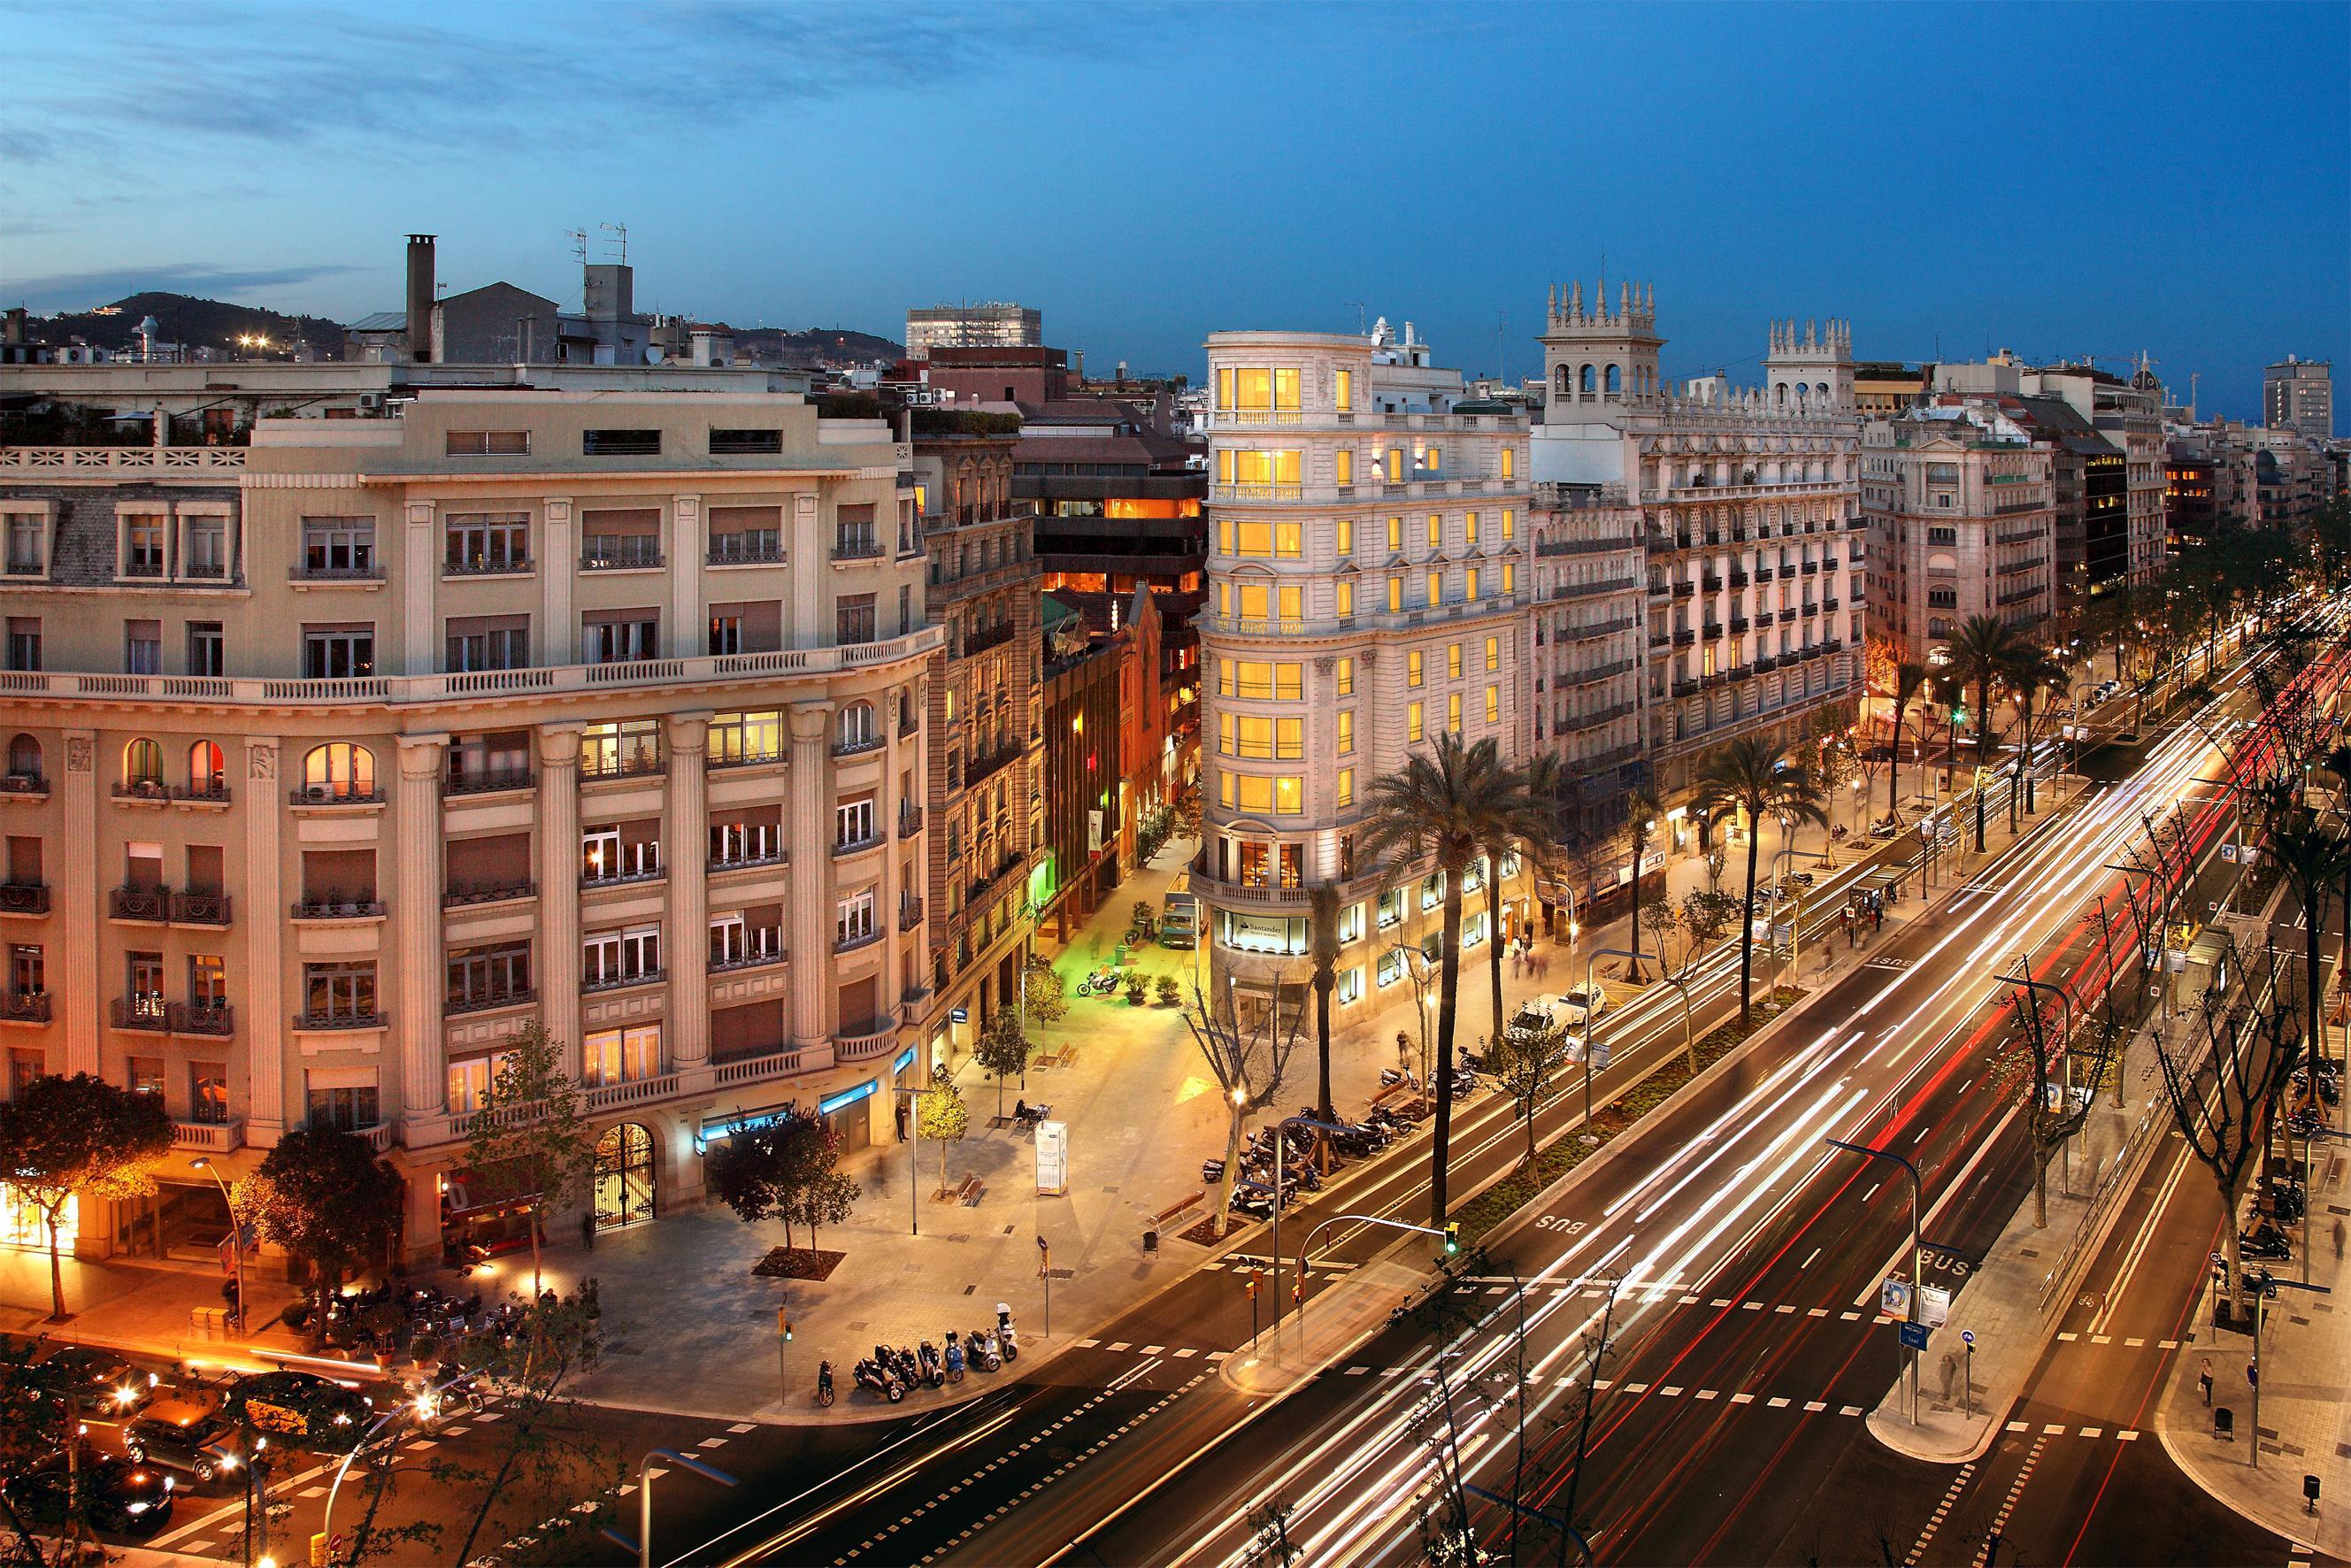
xmin=189 ymin=1157 xmax=243 ymax=1331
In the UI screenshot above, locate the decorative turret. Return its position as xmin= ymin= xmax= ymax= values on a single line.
xmin=1540 ymin=275 xmax=1663 ymax=409
xmin=1763 ymin=315 xmax=1855 ymax=413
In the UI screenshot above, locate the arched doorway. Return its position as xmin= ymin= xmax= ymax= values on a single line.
xmin=594 ymin=1122 xmax=657 ymax=1230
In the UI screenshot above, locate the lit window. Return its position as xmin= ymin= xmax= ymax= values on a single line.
xmin=1466 ymin=567 xmax=1480 ymax=600
xmin=1273 ymin=776 xmax=1302 ymax=814
xmin=1485 ymin=685 xmax=1500 ymax=724
xmin=1234 ymin=368 xmax=1272 ymax=410
xmin=1335 ymin=580 xmax=1355 ymax=617
xmin=1502 ymin=562 xmax=1516 ymax=593
xmin=1273 ymin=368 xmax=1301 ymax=411
xmin=1485 ymin=636 xmax=1499 ymax=672
xmin=1216 ymin=368 xmax=1233 ymax=410
xmin=1426 ymin=514 xmax=1441 ymax=549
xmin=1276 ymin=719 xmax=1303 ymax=758
xmin=1502 ymin=508 xmax=1516 ymax=540
xmin=1337 ymin=711 xmax=1354 ymax=754
xmin=1337 ymin=768 xmax=1355 ymax=807
xmin=1465 ymin=511 xmax=1479 ymax=545
xmin=1334 ymin=368 xmax=1352 ymax=410
xmin=1447 ymin=643 xmax=1462 ymax=680
xmin=1218 ymin=770 xmax=1235 ymax=808
xmin=1426 ymin=571 xmax=1442 ymax=605
xmin=1387 ymin=516 xmax=1402 ymax=551
xmin=1387 ymin=576 xmax=1402 ymax=612
xmin=1408 ymin=701 xmax=1424 ymax=742
xmin=1337 ymin=658 xmax=1354 ymax=696
xmin=1336 ymin=518 xmax=1353 ymax=556
xmin=1447 ymin=693 xmax=1462 ymax=733
xmin=1408 ymin=650 xmax=1424 ymax=687
xmin=1501 ymin=447 xmax=1516 ymax=480
xmin=1277 ymin=586 xmax=1302 ymax=623
xmin=1217 ymin=658 xmax=1233 ymax=696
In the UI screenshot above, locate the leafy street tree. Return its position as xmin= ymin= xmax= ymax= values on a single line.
xmin=974 ymin=1008 xmax=1033 ymax=1119
xmin=1996 ymin=901 xmax=2129 ymax=1226
xmin=242 ymin=1127 xmax=405 ymax=1344
xmin=1942 ymin=613 xmax=2024 ymax=851
xmin=704 ymin=1107 xmax=859 ymax=1256
xmin=1182 ymin=975 xmax=1303 ymax=1237
xmin=0 ymin=1072 xmax=173 ymax=1320
xmin=1358 ymin=732 xmax=1549 ymax=1227
xmin=917 ymin=1079 xmax=970 ymax=1197
xmin=2251 ymin=790 xmax=2347 ymax=1066
xmin=1879 ymin=658 xmax=1931 ymax=824
xmin=1494 ymin=1010 xmax=1573 ymax=1169
xmin=2323 ymin=736 xmax=2351 ymax=987
xmin=1640 ymin=900 xmax=1682 ymax=977
xmin=1997 ymin=639 xmax=2070 ymax=822
xmin=1679 ymin=887 xmax=1740 ymax=967
xmin=1692 ymin=738 xmax=1828 ymax=1028
xmin=1620 ymin=785 xmax=1663 ymax=983
xmin=463 ymin=1021 xmax=600 ymax=1296
xmin=0 ymin=1337 xmax=80 ymax=1561
xmin=1021 ymin=958 xmax=1069 ymax=1025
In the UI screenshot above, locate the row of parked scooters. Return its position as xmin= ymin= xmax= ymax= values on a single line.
xmin=820 ymin=1306 xmax=1021 ymax=1404
xmin=1202 ymin=1080 xmax=1481 ymax=1222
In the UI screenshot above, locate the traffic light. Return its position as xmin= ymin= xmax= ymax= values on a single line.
xmin=777 ymin=1307 xmax=793 ymax=1341
xmin=1442 ymin=1223 xmax=1462 ymax=1258
xmin=1246 ymin=1271 xmax=1260 ymax=1300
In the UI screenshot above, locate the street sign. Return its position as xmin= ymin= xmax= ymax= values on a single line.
xmin=1590 ymin=1040 xmax=1612 ymax=1071
xmin=1918 ymin=1284 xmax=1953 ymax=1329
xmin=950 ymin=1006 xmax=970 ymax=1024
xmin=2221 ymin=843 xmax=2239 ymax=863
xmin=1898 ymin=1321 xmax=1930 ymax=1352
xmin=1961 ymin=1329 xmax=1975 ymax=1346
xmin=1881 ymin=1277 xmax=1913 ymax=1318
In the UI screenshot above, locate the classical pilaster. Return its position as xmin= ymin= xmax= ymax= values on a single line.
xmin=241 ymin=737 xmax=286 ymax=1135
xmin=394 ymin=734 xmax=449 ymax=1123
xmin=540 ymin=498 xmax=575 ymax=667
xmin=788 ymin=492 xmax=823 ymax=650
xmin=786 ymin=702 xmax=834 ymax=1047
xmin=403 ymin=502 xmax=438 ymax=673
xmin=537 ymin=725 xmax=584 ymax=1065
xmin=669 ymin=495 xmax=703 ymax=659
xmin=664 ymin=712 xmax=711 ymax=1070
xmin=58 ymin=730 xmax=96 ymax=1075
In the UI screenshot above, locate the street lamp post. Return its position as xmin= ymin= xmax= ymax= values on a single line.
xmin=189 ymin=1157 xmax=243 ymax=1332
xmin=1825 ymin=1137 xmax=1925 ymax=1425
xmin=1579 ymin=949 xmax=1645 ymax=1123
xmin=600 ymin=1449 xmax=738 ymax=1568
xmin=892 ymin=1087 xmax=922 ymax=1236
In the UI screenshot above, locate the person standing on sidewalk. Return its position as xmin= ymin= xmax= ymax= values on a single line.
xmin=2334 ymin=1217 xmax=2346 ymax=1261
xmin=580 ymin=1209 xmax=596 ymax=1253
xmin=2199 ymin=1356 xmax=2213 ymax=1405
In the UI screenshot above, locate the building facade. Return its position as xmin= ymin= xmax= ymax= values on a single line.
xmin=2265 ymin=357 xmax=2333 ymax=440
xmin=0 ymin=389 xmax=938 ymax=1264
xmin=1862 ymin=405 xmax=2056 ymax=663
xmin=905 ymin=304 xmax=1043 ymax=358
xmin=1533 ymin=293 xmax=1867 ymax=803
xmin=1527 ymin=481 xmax=1646 ymax=844
xmin=910 ymin=427 xmax=1043 ymax=1067
xmin=1195 ymin=329 xmax=1533 ymax=1031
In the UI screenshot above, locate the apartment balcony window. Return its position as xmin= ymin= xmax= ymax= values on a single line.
xmin=709 ymin=820 xmax=782 ymax=871
xmin=444 ymin=513 xmax=531 ymax=575
xmin=708 ymin=917 xmax=784 ymax=972
xmin=123 ymin=517 xmax=167 ymax=578
xmin=301 ymin=627 xmax=375 ymax=680
xmin=0 ymin=882 xmax=49 ymax=916
xmin=296 ymin=519 xmax=379 ymax=580
xmin=835 ymin=595 xmax=877 ymax=646
xmin=447 ymin=942 xmax=533 ymax=1015
xmin=296 ymin=742 xmax=380 ymax=803
xmin=182 ymin=516 xmax=227 ymax=580
xmin=168 ymin=1001 xmax=233 ymax=1036
xmin=581 ymin=535 xmax=664 ymax=571
xmin=1 ymin=990 xmax=49 ymax=1023
xmin=300 ymin=962 xmax=380 ymax=1029
xmin=581 ymin=826 xmax=661 ymax=887
xmin=109 ymin=887 xmax=170 ymax=923
xmin=4 ymin=515 xmax=43 ymax=577
xmin=304 ymin=1086 xmax=380 ymax=1136
xmin=580 ymin=613 xmax=659 ymax=665
xmin=834 ymin=702 xmax=881 ymax=757
xmin=710 ymin=428 xmax=782 ymax=456
xmin=112 ymin=994 xmax=169 ymax=1032
xmin=833 ymin=526 xmax=882 ymax=562
xmin=834 ymin=890 xmax=878 ymax=952
xmin=445 ymin=730 xmax=533 ymax=796
xmin=834 ymin=799 xmax=881 ymax=856
xmin=581 ymin=719 xmax=663 ymax=779
xmin=582 ymin=926 xmax=662 ymax=992
xmin=708 ymin=528 xmax=783 ymax=565
xmin=291 ymin=895 xmax=384 ymax=921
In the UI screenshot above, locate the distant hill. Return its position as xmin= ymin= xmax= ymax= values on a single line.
xmin=30 ymin=292 xmax=349 ymax=357
xmin=734 ymin=325 xmax=903 ymax=367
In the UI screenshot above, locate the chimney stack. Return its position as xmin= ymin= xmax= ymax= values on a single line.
xmin=2 ymin=307 xmax=23 ymax=346
xmin=405 ymin=234 xmax=436 ymax=363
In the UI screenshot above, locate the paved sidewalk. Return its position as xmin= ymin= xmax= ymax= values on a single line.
xmin=2157 ymin=1122 xmax=2351 ymax=1556
xmin=1870 ymin=1013 xmax=2172 ymax=1463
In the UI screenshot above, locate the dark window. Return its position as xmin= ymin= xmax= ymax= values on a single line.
xmin=445 ymin=430 xmax=530 ymax=456
xmin=187 ymin=622 xmax=224 ymax=677
xmin=303 ymin=626 xmax=375 ymax=679
xmin=583 ymin=428 xmax=661 ymax=457
xmin=4 ymin=618 xmax=38 ymax=673
xmin=709 ymin=428 xmax=782 ymax=455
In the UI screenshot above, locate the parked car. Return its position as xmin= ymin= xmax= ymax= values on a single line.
xmin=124 ymin=1401 xmax=252 ymax=1487
xmin=3 ymin=1451 xmax=175 ymax=1539
xmin=219 ymin=1370 xmax=373 ymax=1449
xmin=1556 ymin=986 xmax=1609 ymax=1029
xmin=36 ymin=1345 xmax=159 ymax=1416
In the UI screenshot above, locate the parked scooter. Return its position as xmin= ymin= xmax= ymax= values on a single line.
xmin=970 ymin=1327 xmax=1002 ymax=1372
xmin=853 ymin=1356 xmax=903 ymax=1402
xmin=815 ymin=1361 xmax=836 ymax=1407
xmin=943 ymin=1332 xmax=966 ymax=1384
xmin=995 ymin=1304 xmax=1019 ymax=1363
xmin=918 ymin=1341 xmax=945 ymax=1389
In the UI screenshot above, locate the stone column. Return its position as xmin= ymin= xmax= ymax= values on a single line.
xmin=403 ymin=501 xmax=438 ymax=673
xmin=669 ymin=495 xmax=703 ymax=660
xmin=786 ymin=702 xmax=834 ymax=1047
xmin=788 ymin=492 xmax=823 ymax=650
xmin=240 ymin=737 xmax=286 ymax=1136
xmin=664 ymin=712 xmax=711 ymax=1071
xmin=394 ymin=734 xmax=449 ymax=1124
xmin=540 ymin=498 xmax=575 ymax=667
xmin=537 ymin=725 xmax=584 ymax=1065
xmin=58 ymin=730 xmax=97 ymax=1075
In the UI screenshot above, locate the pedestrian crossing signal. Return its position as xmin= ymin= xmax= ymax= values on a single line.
xmin=778 ymin=1308 xmax=793 ymax=1341
xmin=1442 ymin=1223 xmax=1462 ymax=1257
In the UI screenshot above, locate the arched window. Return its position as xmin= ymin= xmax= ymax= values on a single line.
xmin=1775 ymin=382 xmax=1789 ymax=408
xmin=837 ymin=701 xmax=875 ymax=750
xmin=5 ymin=734 xmax=39 ymax=782
xmin=302 ymin=742 xmax=376 ymax=800
xmin=1579 ymin=364 xmax=1596 ymax=395
xmin=1816 ymin=382 xmax=1830 ymax=404
xmin=1555 ymin=364 xmax=1571 ymax=397
xmin=188 ymin=741 xmax=226 ymax=795
xmin=1604 ymin=364 xmax=1621 ymax=396
xmin=123 ymin=738 xmax=163 ymax=788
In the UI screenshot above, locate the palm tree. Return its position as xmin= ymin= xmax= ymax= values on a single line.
xmin=1883 ymin=659 xmax=1930 ymax=823
xmin=1475 ymin=753 xmax=1566 ymax=1043
xmin=1307 ymin=882 xmax=1341 ymax=1131
xmin=1619 ymin=785 xmax=1663 ymax=984
xmin=1943 ymin=615 xmax=2024 ymax=852
xmin=2324 ymin=739 xmax=2351 ymax=988
xmin=1996 ymin=641 xmax=2069 ymax=824
xmin=1691 ymin=738 xmax=1829 ymax=1028
xmin=1359 ymin=732 xmax=1540 ymax=1228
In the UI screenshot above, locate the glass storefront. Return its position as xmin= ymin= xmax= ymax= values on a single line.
xmin=1 ymin=1184 xmax=73 ymax=1251
xmin=593 ymin=1122 xmax=657 ymax=1229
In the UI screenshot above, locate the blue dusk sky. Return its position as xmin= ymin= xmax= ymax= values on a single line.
xmin=1 ymin=1 xmax=2343 ymax=420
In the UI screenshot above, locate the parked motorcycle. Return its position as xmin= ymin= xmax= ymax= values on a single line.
xmin=853 ymin=1357 xmax=903 ymax=1402
xmin=971 ymin=1328 xmax=1002 ymax=1372
xmin=943 ymin=1333 xmax=966 ymax=1384
xmin=2239 ymin=1227 xmax=2293 ymax=1263
xmin=996 ymin=1305 xmax=1018 ymax=1362
xmin=815 ymin=1361 xmax=836 ymax=1407
xmin=918 ymin=1341 xmax=945 ymax=1389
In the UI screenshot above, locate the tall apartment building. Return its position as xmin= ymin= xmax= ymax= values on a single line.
xmin=1527 ymin=482 xmax=1646 ymax=844
xmin=1861 ymin=404 xmax=2056 ymax=664
xmin=904 ymin=303 xmax=1042 ymax=358
xmin=0 ymin=389 xmax=939 ymax=1263
xmin=1533 ymin=290 xmax=1866 ymax=808
xmin=1195 ymin=329 xmax=1533 ymax=1032
xmin=2265 ymin=357 xmax=2333 ymax=440
xmin=908 ymin=425 xmax=1043 ymax=1066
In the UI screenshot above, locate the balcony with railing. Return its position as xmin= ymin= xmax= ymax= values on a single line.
xmin=171 ymin=1117 xmax=243 ymax=1152
xmin=289 ymin=560 xmax=384 ymax=583
xmin=289 ymin=784 xmax=384 ymax=808
xmin=0 ymin=882 xmax=49 ymax=916
xmin=111 ymin=995 xmax=169 ymax=1033
xmin=709 ymin=935 xmax=786 ymax=975
xmin=831 ymin=733 xmax=885 ymax=762
xmin=834 ymin=925 xmax=884 ymax=956
xmin=169 ymin=1001 xmax=234 ymax=1036
xmin=581 ymin=537 xmax=665 ymax=571
xmin=109 ymin=887 xmax=170 ymax=923
xmin=1559 ymin=703 xmax=1636 ymax=734
xmin=1535 ymin=534 xmax=1641 ymax=557
xmin=444 ymin=765 xmax=534 ymax=797
xmin=2 ymin=990 xmax=51 ymax=1023
xmin=171 ymin=889 xmax=232 ymax=926
xmin=897 ymin=805 xmax=924 ymax=839
xmin=446 ymin=984 xmax=537 ymax=1017
xmin=296 ymin=1007 xmax=387 ymax=1032
xmin=580 ymin=859 xmax=663 ymax=891
xmin=832 ymin=832 xmax=886 ymax=860
xmin=0 ymin=773 xmax=47 ymax=802
xmin=959 ymin=620 xmax=1018 ymax=659
xmin=1549 ymin=575 xmax=1640 ymax=603
xmin=898 ymin=896 xmax=925 ymax=932
xmin=442 ymin=552 xmax=534 ymax=578
xmin=707 ymin=535 xmax=785 ymax=566
xmin=964 ymin=741 xmax=1025 ymax=789
xmin=582 ymin=965 xmax=665 ymax=995
xmin=445 ymin=880 xmax=536 ymax=909
xmin=834 ymin=1019 xmax=900 ymax=1061
xmin=831 ymin=532 xmax=884 ymax=563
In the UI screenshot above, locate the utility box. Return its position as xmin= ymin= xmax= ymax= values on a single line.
xmin=1035 ymin=1120 xmax=1068 ymax=1195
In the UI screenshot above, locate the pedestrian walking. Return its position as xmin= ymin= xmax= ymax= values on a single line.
xmin=2333 ymin=1216 xmax=2346 ymax=1260
xmin=1537 ymin=952 xmax=1548 ymax=980
xmin=2199 ymin=1356 xmax=2213 ymax=1405
xmin=1396 ymin=1031 xmax=1412 ymax=1071
xmin=580 ymin=1210 xmax=596 ymax=1253
xmin=1510 ymin=948 xmax=1523 ymax=980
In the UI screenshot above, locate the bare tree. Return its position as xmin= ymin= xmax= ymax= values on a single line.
xmin=1184 ymin=974 xmax=1303 ymax=1237
xmin=1997 ymin=899 xmax=2129 ymax=1226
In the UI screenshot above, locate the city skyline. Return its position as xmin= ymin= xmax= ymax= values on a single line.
xmin=1 ymin=2 xmax=2344 ymax=417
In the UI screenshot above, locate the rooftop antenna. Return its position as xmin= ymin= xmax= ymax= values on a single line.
xmin=1495 ymin=309 xmax=1508 ymax=386
xmin=599 ymin=222 xmax=628 ymax=265
xmin=565 ymin=228 xmax=588 ymax=266
xmin=1343 ymin=302 xmax=1367 ymax=335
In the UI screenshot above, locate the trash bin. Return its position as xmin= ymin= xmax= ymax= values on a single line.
xmin=2216 ymin=1406 xmax=2235 ymax=1441
xmin=1143 ymin=1227 xmax=1159 ymax=1255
